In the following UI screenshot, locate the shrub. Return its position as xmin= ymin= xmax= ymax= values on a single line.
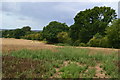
xmin=57 ymin=32 xmax=71 ymax=43
xmin=87 ymin=33 xmax=103 ymax=47
xmin=100 ymin=36 xmax=110 ymax=48
xmin=87 ymin=34 xmax=110 ymax=48
xmin=87 ymin=37 xmax=101 ymax=47
xmin=73 ymin=40 xmax=81 ymax=46
xmin=79 ymin=43 xmax=86 ymax=47
xmin=22 ymin=33 xmax=43 ymax=41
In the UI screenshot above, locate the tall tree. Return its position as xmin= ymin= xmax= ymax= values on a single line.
xmin=106 ymin=19 xmax=120 ymax=48
xmin=22 ymin=26 xmax=31 ymax=32
xmin=43 ymin=21 xmax=69 ymax=43
xmin=70 ymin=6 xmax=117 ymax=43
xmin=13 ymin=29 xmax=24 ymax=39
xmin=21 ymin=26 xmax=31 ymax=35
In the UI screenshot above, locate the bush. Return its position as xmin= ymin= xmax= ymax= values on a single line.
xmin=87 ymin=38 xmax=101 ymax=47
xmin=87 ymin=34 xmax=110 ymax=48
xmin=22 ymin=33 xmax=43 ymax=41
xmin=79 ymin=43 xmax=86 ymax=47
xmin=87 ymin=33 xmax=103 ymax=47
xmin=100 ymin=36 xmax=110 ymax=48
xmin=73 ymin=40 xmax=81 ymax=46
xmin=57 ymin=32 xmax=71 ymax=43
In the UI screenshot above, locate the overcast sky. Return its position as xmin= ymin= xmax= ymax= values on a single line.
xmin=0 ymin=1 xmax=119 ymax=30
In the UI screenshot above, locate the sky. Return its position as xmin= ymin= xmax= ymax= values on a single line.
xmin=0 ymin=0 xmax=119 ymax=30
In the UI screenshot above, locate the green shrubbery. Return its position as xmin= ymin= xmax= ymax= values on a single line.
xmin=87 ymin=34 xmax=110 ymax=48
xmin=79 ymin=43 xmax=86 ymax=47
xmin=2 ymin=26 xmax=31 ymax=39
xmin=22 ymin=32 xmax=43 ymax=41
xmin=57 ymin=32 xmax=71 ymax=43
xmin=72 ymin=40 xmax=81 ymax=46
xmin=87 ymin=19 xmax=120 ymax=49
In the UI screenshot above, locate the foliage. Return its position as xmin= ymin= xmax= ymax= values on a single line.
xmin=2 ymin=30 xmax=15 ymax=38
xmin=57 ymin=32 xmax=71 ymax=43
xmin=87 ymin=33 xmax=110 ymax=47
xmin=22 ymin=32 xmax=43 ymax=40
xmin=22 ymin=26 xmax=31 ymax=32
xmin=79 ymin=43 xmax=86 ymax=47
xmin=0 ymin=31 xmax=2 ymax=38
xmin=72 ymin=40 xmax=81 ymax=46
xmin=42 ymin=21 xmax=69 ymax=43
xmin=2 ymin=26 xmax=32 ymax=39
xmin=100 ymin=36 xmax=110 ymax=48
xmin=13 ymin=29 xmax=25 ymax=39
xmin=70 ymin=6 xmax=117 ymax=43
xmin=105 ymin=19 xmax=120 ymax=48
xmin=87 ymin=33 xmax=103 ymax=47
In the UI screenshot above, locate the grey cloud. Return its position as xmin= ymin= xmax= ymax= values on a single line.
xmin=1 ymin=2 xmax=118 ymax=29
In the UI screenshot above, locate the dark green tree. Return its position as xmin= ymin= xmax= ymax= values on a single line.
xmin=21 ymin=26 xmax=31 ymax=35
xmin=43 ymin=21 xmax=69 ymax=43
xmin=70 ymin=6 xmax=117 ymax=43
xmin=22 ymin=26 xmax=31 ymax=32
xmin=2 ymin=26 xmax=32 ymax=39
xmin=13 ymin=29 xmax=25 ymax=39
xmin=106 ymin=19 xmax=120 ymax=48
xmin=2 ymin=30 xmax=14 ymax=38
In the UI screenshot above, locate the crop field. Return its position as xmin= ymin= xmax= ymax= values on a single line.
xmin=1 ymin=38 xmax=119 ymax=78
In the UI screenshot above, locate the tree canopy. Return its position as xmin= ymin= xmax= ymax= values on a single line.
xmin=70 ymin=6 xmax=117 ymax=43
xmin=106 ymin=19 xmax=120 ymax=48
xmin=42 ymin=21 xmax=69 ymax=43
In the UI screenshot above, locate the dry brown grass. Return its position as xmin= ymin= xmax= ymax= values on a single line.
xmin=1 ymin=38 xmax=119 ymax=54
xmin=1 ymin=38 xmax=57 ymax=53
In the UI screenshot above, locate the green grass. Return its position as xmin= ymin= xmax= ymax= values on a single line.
xmin=59 ymin=63 xmax=81 ymax=78
xmin=60 ymin=63 xmax=89 ymax=78
xmin=5 ymin=47 xmax=118 ymax=78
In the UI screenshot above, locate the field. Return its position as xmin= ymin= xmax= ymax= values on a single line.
xmin=1 ymin=38 xmax=119 ymax=78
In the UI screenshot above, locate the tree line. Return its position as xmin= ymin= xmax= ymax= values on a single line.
xmin=1 ymin=6 xmax=120 ymax=49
